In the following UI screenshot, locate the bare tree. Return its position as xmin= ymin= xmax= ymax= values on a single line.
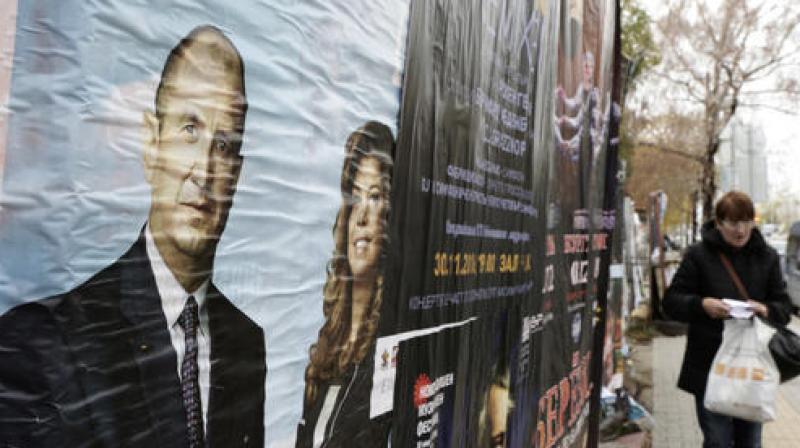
xmin=654 ymin=0 xmax=800 ymax=219
xmin=625 ymin=110 xmax=704 ymax=228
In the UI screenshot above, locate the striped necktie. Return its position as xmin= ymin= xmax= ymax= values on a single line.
xmin=179 ymin=296 xmax=205 ymax=448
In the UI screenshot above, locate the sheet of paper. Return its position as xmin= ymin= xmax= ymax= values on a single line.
xmin=723 ymin=298 xmax=754 ymax=319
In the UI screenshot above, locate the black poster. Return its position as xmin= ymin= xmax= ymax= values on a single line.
xmin=383 ymin=0 xmax=620 ymax=446
xmin=385 ymin=0 xmax=544 ymax=332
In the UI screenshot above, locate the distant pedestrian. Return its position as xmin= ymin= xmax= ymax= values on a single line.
xmin=663 ymin=190 xmax=793 ymax=448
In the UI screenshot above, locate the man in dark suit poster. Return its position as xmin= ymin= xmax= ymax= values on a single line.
xmin=0 ymin=25 xmax=265 ymax=448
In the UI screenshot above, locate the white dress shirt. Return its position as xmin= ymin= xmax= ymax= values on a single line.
xmin=145 ymin=226 xmax=211 ymax=429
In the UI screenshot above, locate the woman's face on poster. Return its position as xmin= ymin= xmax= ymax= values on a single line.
xmin=347 ymin=156 xmax=387 ymax=281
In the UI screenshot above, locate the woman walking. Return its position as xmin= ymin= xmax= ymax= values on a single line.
xmin=664 ymin=191 xmax=793 ymax=448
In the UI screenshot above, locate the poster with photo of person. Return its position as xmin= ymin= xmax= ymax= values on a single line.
xmin=468 ymin=310 xmax=520 ymax=448
xmin=0 ymin=0 xmax=621 ymax=446
xmin=0 ymin=1 xmax=409 ymax=446
xmin=535 ymin=0 xmax=619 ymax=446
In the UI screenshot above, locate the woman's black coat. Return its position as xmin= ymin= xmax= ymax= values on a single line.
xmin=663 ymin=221 xmax=793 ymax=398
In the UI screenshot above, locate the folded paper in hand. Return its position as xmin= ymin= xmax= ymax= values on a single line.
xmin=723 ymin=299 xmax=753 ymax=319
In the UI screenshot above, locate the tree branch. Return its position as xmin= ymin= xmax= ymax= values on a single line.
xmin=737 ymin=102 xmax=799 ymax=115
xmin=635 ymin=140 xmax=705 ymax=164
xmin=738 ymin=88 xmax=800 ymax=96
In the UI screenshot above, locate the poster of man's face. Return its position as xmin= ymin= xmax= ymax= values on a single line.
xmin=143 ymin=28 xmax=247 ymax=263
xmin=0 ymin=1 xmax=410 ymax=445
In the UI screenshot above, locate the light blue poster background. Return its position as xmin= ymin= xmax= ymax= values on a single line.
xmin=0 ymin=1 xmax=410 ymax=445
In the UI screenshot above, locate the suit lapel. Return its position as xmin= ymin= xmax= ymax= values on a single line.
xmin=118 ymin=236 xmax=189 ymax=447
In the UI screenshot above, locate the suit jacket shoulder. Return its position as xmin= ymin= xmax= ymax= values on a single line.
xmin=1 ymin=236 xmax=268 ymax=448
xmin=1 ymin=238 xmax=182 ymax=447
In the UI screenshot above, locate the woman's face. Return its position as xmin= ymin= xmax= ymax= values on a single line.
xmin=347 ymin=156 xmax=387 ymax=281
xmin=717 ymin=218 xmax=754 ymax=249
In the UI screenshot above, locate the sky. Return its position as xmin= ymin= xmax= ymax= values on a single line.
xmin=754 ymin=109 xmax=800 ymax=197
xmin=636 ymin=0 xmax=800 ymax=199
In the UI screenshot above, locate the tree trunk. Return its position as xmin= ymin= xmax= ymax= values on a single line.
xmin=701 ymin=139 xmax=718 ymax=221
xmin=691 ymin=190 xmax=699 ymax=242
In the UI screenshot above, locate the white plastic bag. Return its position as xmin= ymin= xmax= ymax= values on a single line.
xmin=704 ymin=318 xmax=779 ymax=422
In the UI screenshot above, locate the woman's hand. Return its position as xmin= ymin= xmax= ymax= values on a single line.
xmin=702 ymin=297 xmax=731 ymax=319
xmin=747 ymin=300 xmax=769 ymax=318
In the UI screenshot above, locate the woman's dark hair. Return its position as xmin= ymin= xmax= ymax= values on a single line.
xmin=304 ymin=121 xmax=394 ymax=403
xmin=715 ymin=190 xmax=755 ymax=222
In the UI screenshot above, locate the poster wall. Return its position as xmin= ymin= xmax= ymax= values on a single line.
xmin=0 ymin=0 xmax=620 ymax=447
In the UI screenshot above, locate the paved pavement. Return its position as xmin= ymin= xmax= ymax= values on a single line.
xmin=653 ymin=318 xmax=800 ymax=447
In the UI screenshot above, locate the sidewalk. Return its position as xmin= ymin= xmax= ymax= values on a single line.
xmin=653 ymin=318 xmax=800 ymax=447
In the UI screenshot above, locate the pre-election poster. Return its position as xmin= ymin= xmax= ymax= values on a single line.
xmin=0 ymin=0 xmax=620 ymax=447
xmin=0 ymin=1 xmax=409 ymax=446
